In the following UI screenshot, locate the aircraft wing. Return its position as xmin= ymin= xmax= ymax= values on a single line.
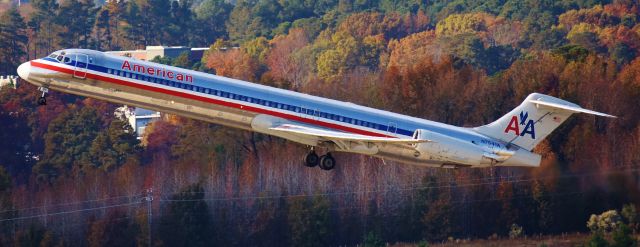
xmin=269 ymin=124 xmax=429 ymax=144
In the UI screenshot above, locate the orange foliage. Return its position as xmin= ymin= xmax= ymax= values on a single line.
xmin=386 ymin=30 xmax=438 ymax=69
xmin=264 ymin=28 xmax=309 ymax=88
xmin=203 ymin=48 xmax=259 ymax=81
xmin=598 ymin=26 xmax=640 ymax=49
xmin=337 ymin=11 xmax=429 ymax=40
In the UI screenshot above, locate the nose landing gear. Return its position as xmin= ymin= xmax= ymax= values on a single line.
xmin=37 ymin=87 xmax=49 ymax=106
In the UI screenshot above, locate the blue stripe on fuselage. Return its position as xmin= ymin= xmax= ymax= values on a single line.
xmin=53 ymin=56 xmax=484 ymax=142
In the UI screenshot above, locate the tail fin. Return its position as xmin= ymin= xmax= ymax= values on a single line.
xmin=474 ymin=93 xmax=615 ymax=150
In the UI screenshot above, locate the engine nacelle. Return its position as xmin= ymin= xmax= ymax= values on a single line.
xmin=412 ymin=129 xmax=493 ymax=166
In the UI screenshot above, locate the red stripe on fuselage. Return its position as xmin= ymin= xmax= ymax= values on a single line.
xmin=30 ymin=60 xmax=393 ymax=138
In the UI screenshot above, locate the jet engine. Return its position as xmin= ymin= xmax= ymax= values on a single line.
xmin=412 ymin=129 xmax=541 ymax=167
xmin=412 ymin=129 xmax=493 ymax=166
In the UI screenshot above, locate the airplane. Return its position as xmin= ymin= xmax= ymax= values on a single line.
xmin=16 ymin=49 xmax=615 ymax=170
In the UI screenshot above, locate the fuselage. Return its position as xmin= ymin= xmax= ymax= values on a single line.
xmin=17 ymin=49 xmax=540 ymax=168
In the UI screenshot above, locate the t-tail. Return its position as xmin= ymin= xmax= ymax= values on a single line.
xmin=474 ymin=93 xmax=615 ymax=151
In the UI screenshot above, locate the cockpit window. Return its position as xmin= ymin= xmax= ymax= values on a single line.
xmin=63 ymin=57 xmax=71 ymax=63
xmin=48 ymin=53 xmax=57 ymax=58
xmin=56 ymin=55 xmax=64 ymax=62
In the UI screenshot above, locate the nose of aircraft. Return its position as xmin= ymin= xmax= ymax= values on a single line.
xmin=17 ymin=62 xmax=30 ymax=80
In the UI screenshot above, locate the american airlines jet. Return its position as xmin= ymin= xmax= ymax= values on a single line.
xmin=16 ymin=49 xmax=615 ymax=170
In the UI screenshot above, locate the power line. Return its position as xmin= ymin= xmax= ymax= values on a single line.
xmin=157 ymin=166 xmax=640 ymax=202
xmin=0 ymin=193 xmax=144 ymax=215
xmin=0 ymin=201 xmax=144 ymax=223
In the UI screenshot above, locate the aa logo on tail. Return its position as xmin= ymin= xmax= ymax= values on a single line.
xmin=504 ymin=111 xmax=536 ymax=139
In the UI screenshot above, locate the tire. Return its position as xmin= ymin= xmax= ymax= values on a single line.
xmin=304 ymin=151 xmax=319 ymax=167
xmin=37 ymin=97 xmax=46 ymax=105
xmin=319 ymin=154 xmax=336 ymax=170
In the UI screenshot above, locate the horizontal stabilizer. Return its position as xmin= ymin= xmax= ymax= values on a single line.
xmin=529 ymin=99 xmax=616 ymax=118
xmin=270 ymin=124 xmax=430 ymax=144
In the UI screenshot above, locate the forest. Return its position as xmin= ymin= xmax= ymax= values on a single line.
xmin=0 ymin=0 xmax=640 ymax=246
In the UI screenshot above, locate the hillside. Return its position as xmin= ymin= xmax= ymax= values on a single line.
xmin=0 ymin=0 xmax=639 ymax=246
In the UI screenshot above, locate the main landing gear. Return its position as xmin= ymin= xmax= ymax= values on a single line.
xmin=37 ymin=86 xmax=48 ymax=106
xmin=303 ymin=148 xmax=336 ymax=171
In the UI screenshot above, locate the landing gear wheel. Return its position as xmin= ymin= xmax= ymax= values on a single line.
xmin=37 ymin=96 xmax=46 ymax=105
xmin=304 ymin=150 xmax=319 ymax=167
xmin=319 ymin=153 xmax=336 ymax=171
xmin=37 ymin=86 xmax=48 ymax=106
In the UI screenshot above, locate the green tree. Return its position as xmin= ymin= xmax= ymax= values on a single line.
xmin=193 ymin=0 xmax=233 ymax=45
xmin=288 ymin=195 xmax=332 ymax=247
xmin=56 ymin=0 xmax=97 ymax=48
xmin=93 ymin=7 xmax=112 ymax=50
xmin=0 ymin=7 xmax=28 ymax=74
xmin=33 ymin=107 xmax=102 ymax=181
xmin=363 ymin=231 xmax=385 ymax=247
xmin=168 ymin=0 xmax=194 ymax=45
xmin=611 ymin=224 xmax=635 ymax=247
xmin=159 ymin=183 xmax=213 ymax=247
xmin=88 ymin=119 xmax=140 ymax=172
xmin=171 ymin=51 xmax=193 ymax=69
xmin=621 ymin=204 xmax=638 ymax=232
xmin=123 ymin=0 xmax=146 ymax=47
xmin=586 ymin=231 xmax=609 ymax=247
xmin=29 ymin=0 xmax=59 ymax=57
xmin=610 ymin=43 xmax=636 ymax=66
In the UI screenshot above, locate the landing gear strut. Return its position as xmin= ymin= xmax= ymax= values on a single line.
xmin=37 ymin=86 xmax=48 ymax=106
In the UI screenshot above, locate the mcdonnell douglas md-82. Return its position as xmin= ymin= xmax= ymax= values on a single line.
xmin=16 ymin=49 xmax=615 ymax=170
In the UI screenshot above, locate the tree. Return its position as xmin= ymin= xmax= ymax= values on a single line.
xmin=56 ymin=0 xmax=97 ymax=48
xmin=421 ymin=176 xmax=453 ymax=241
xmin=621 ymin=204 xmax=638 ymax=232
xmin=159 ymin=183 xmax=213 ymax=247
xmin=88 ymin=119 xmax=140 ymax=172
xmin=0 ymin=7 xmax=28 ymax=74
xmin=93 ymin=7 xmax=113 ymax=50
xmin=0 ymin=166 xmax=13 ymax=239
xmin=288 ymin=196 xmax=332 ymax=247
xmin=611 ymin=223 xmax=635 ymax=247
xmin=33 ymin=107 xmax=102 ymax=181
xmin=193 ymin=0 xmax=233 ymax=45
xmin=363 ymin=231 xmax=385 ymax=247
xmin=168 ymin=0 xmax=195 ymax=45
xmin=29 ymin=0 xmax=59 ymax=57
xmin=87 ymin=212 xmax=140 ymax=247
xmin=172 ymin=51 xmax=193 ymax=69
xmin=265 ymin=29 xmax=309 ymax=88
xmin=586 ymin=231 xmax=609 ymax=247
xmin=610 ymin=42 xmax=636 ymax=66
xmin=123 ymin=0 xmax=146 ymax=48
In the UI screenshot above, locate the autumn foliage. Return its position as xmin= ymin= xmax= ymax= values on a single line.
xmin=1 ymin=0 xmax=640 ymax=246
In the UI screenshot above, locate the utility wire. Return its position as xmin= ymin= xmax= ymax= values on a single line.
xmin=0 ymin=193 xmax=144 ymax=214
xmin=158 ymin=166 xmax=640 ymax=202
xmin=0 ymin=201 xmax=144 ymax=223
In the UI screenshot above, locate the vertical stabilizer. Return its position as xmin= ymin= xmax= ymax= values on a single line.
xmin=473 ymin=93 xmax=615 ymax=151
